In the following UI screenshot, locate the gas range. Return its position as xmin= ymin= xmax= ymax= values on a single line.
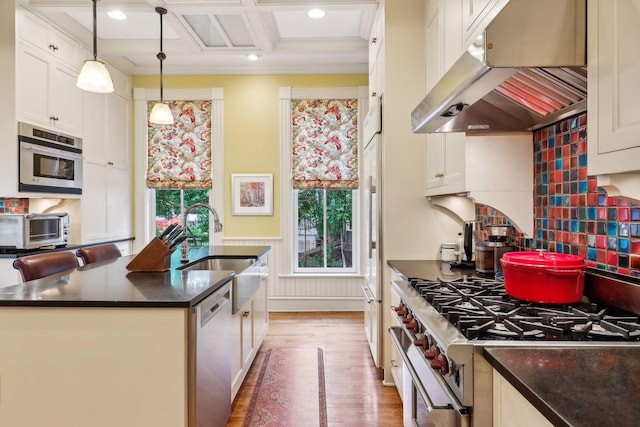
xmin=406 ymin=276 xmax=640 ymax=342
xmin=389 ymin=271 xmax=640 ymax=426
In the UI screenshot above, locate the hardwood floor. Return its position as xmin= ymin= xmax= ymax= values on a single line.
xmin=226 ymin=312 xmax=404 ymax=427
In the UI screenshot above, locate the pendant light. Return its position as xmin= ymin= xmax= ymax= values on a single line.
xmin=149 ymin=7 xmax=174 ymax=125
xmin=76 ymin=0 xmax=114 ymax=93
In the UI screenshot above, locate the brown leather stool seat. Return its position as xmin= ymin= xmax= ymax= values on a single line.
xmin=13 ymin=251 xmax=80 ymax=282
xmin=76 ymin=243 xmax=122 ymax=265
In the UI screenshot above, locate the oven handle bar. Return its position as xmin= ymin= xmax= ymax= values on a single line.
xmin=389 ymin=326 xmax=470 ymax=426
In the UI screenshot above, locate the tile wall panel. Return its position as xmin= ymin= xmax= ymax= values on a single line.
xmin=477 ymin=113 xmax=640 ymax=278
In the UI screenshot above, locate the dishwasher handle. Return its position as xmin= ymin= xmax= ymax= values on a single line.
xmin=199 ymin=283 xmax=231 ymax=326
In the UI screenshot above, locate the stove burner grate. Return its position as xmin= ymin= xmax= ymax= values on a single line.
xmin=408 ymin=276 xmax=640 ymax=342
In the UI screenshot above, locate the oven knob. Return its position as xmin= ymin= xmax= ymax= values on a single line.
xmin=402 ymin=313 xmax=413 ymax=324
xmin=424 ymin=345 xmax=439 ymax=360
xmin=430 ymin=354 xmax=449 ymax=375
xmin=395 ymin=304 xmax=408 ymax=317
xmin=407 ymin=318 xmax=419 ymax=333
xmin=414 ymin=334 xmax=427 ymax=349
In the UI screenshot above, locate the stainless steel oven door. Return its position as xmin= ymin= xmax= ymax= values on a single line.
xmin=19 ymin=141 xmax=83 ymax=194
xmin=389 ymin=326 xmax=470 ymax=427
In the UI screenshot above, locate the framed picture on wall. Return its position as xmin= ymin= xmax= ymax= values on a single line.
xmin=231 ymin=174 xmax=273 ymax=215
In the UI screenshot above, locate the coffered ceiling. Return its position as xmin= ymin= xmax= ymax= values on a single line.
xmin=20 ymin=0 xmax=379 ymax=75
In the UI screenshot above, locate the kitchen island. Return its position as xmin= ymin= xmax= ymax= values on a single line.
xmin=0 ymin=245 xmax=270 ymax=427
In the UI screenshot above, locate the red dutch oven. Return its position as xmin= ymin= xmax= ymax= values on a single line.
xmin=500 ymin=251 xmax=587 ymax=304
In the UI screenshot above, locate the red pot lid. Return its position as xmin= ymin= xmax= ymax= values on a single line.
xmin=501 ymin=251 xmax=586 ymax=268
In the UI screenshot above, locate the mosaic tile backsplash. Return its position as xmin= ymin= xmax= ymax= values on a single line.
xmin=0 ymin=198 xmax=29 ymax=214
xmin=477 ymin=112 xmax=640 ymax=278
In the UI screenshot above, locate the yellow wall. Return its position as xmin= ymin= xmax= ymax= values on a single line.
xmin=132 ymin=74 xmax=367 ymax=238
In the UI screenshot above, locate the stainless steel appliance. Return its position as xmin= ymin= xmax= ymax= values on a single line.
xmin=475 ymin=225 xmax=514 ymax=274
xmin=411 ymin=0 xmax=587 ymax=134
xmin=18 ymin=122 xmax=83 ymax=195
xmin=190 ymin=281 xmax=232 ymax=427
xmin=0 ymin=213 xmax=70 ymax=250
xmin=390 ymin=270 xmax=640 ymax=426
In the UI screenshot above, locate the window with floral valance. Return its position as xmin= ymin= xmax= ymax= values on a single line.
xmin=291 ymin=98 xmax=358 ymax=190
xmin=146 ymin=100 xmax=212 ymax=189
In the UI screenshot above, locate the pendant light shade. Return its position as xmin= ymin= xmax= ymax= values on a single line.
xmin=149 ymin=102 xmax=174 ymax=124
xmin=76 ymin=0 xmax=114 ymax=93
xmin=149 ymin=7 xmax=174 ymax=125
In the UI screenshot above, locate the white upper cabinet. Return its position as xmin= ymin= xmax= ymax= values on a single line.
xmin=587 ymin=0 xmax=640 ymax=177
xmin=16 ymin=9 xmax=83 ymax=136
xmin=461 ymin=0 xmax=510 ymax=48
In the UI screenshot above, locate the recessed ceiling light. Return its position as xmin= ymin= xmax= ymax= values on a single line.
xmin=247 ymin=54 xmax=260 ymax=61
xmin=307 ymin=9 xmax=326 ymax=19
xmin=107 ymin=10 xmax=127 ymax=20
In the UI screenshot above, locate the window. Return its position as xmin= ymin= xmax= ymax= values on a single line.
xmin=295 ymin=189 xmax=354 ymax=271
xmin=155 ymin=189 xmax=212 ymax=247
xmin=288 ymin=95 xmax=360 ymax=274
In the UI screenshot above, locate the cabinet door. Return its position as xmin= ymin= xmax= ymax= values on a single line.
xmin=49 ymin=62 xmax=83 ymax=136
xmin=252 ymin=259 xmax=269 ymax=346
xmin=82 ymin=160 xmax=109 ymax=240
xmin=425 ymin=134 xmax=445 ymax=191
xmin=16 ymin=44 xmax=51 ymax=127
xmin=107 ymin=166 xmax=132 ymax=239
xmin=587 ymin=0 xmax=640 ymax=175
xmin=106 ymin=94 xmax=131 ymax=169
xmin=493 ymin=370 xmax=553 ymax=427
xmin=462 ymin=0 xmax=509 ymax=48
xmin=241 ymin=302 xmax=253 ymax=368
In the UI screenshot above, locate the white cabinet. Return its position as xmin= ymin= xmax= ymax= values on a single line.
xmin=492 ymin=369 xmax=553 ymax=427
xmin=424 ymin=0 xmax=468 ymax=196
xmin=587 ymin=0 xmax=640 ymax=191
xmin=461 ymin=0 xmax=510 ymax=48
xmin=231 ymin=255 xmax=269 ymax=400
xmin=16 ymin=9 xmax=83 ymax=136
xmin=16 ymin=42 xmax=83 ymax=136
xmin=81 ymin=87 xmax=132 ymax=243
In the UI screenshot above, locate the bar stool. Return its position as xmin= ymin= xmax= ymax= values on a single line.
xmin=76 ymin=243 xmax=122 ymax=265
xmin=13 ymin=251 xmax=80 ymax=282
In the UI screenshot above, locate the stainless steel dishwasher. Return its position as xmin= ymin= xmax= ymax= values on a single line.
xmin=189 ymin=280 xmax=232 ymax=427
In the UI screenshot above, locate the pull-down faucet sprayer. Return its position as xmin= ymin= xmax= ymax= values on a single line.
xmin=180 ymin=203 xmax=223 ymax=263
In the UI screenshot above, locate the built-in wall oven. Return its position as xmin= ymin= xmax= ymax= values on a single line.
xmin=18 ymin=122 xmax=83 ymax=195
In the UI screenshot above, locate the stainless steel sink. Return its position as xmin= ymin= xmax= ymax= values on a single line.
xmin=179 ymin=257 xmax=259 ymax=314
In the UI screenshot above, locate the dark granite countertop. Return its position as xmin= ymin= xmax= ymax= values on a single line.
xmin=484 ymin=347 xmax=640 ymax=427
xmin=0 ymin=245 xmax=270 ymax=308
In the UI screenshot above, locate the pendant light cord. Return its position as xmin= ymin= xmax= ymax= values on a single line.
xmin=92 ymin=0 xmax=98 ymax=61
xmin=156 ymin=7 xmax=167 ymax=103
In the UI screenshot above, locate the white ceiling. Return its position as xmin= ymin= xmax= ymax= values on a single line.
xmin=20 ymin=0 xmax=379 ymax=75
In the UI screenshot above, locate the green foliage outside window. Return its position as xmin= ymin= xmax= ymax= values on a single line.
xmin=297 ymin=189 xmax=353 ymax=269
xmin=155 ymin=189 xmax=211 ymax=247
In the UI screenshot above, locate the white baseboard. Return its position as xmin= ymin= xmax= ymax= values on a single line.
xmin=268 ymin=297 xmax=364 ymax=312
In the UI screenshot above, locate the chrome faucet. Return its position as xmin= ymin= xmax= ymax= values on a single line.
xmin=180 ymin=203 xmax=223 ymax=262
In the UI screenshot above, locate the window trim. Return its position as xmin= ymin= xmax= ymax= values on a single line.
xmin=279 ymin=86 xmax=369 ymax=275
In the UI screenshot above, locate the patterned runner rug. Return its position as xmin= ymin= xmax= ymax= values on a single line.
xmin=243 ymin=347 xmax=327 ymax=427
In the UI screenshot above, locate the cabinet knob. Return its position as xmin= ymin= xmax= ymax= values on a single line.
xmin=48 ymin=44 xmax=59 ymax=52
xmin=49 ymin=116 xmax=59 ymax=121
xmin=242 ymin=311 xmax=250 ymax=318
xmin=107 ymin=161 xmax=114 ymax=166
xmin=371 ymin=92 xmax=377 ymax=97
xmin=371 ymin=37 xmax=377 ymax=45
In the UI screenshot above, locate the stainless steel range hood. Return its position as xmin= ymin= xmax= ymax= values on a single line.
xmin=412 ymin=0 xmax=587 ymax=134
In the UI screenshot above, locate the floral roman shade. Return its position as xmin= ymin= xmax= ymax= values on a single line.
xmin=146 ymin=100 xmax=212 ymax=189
xmin=291 ymin=98 xmax=358 ymax=190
